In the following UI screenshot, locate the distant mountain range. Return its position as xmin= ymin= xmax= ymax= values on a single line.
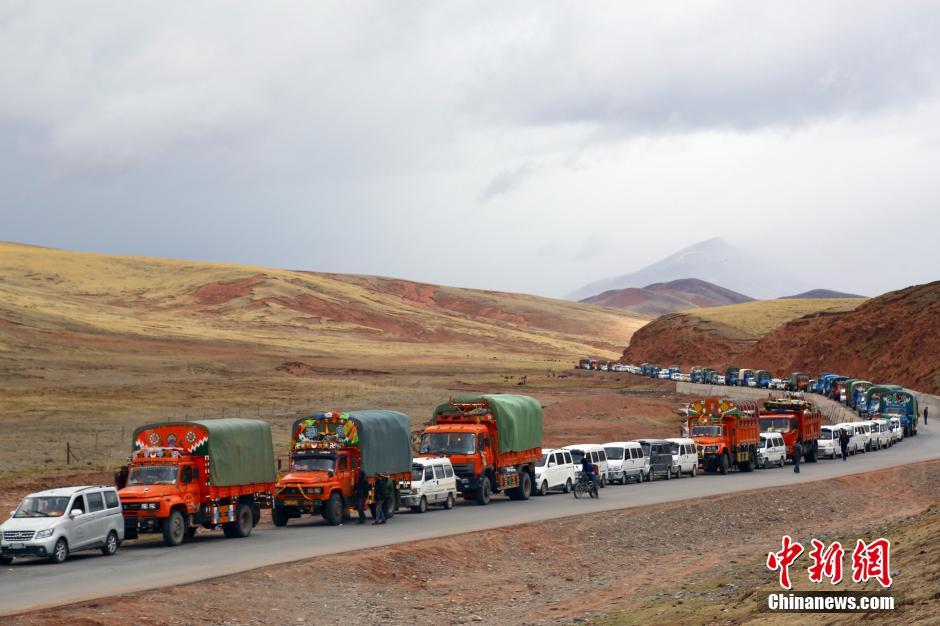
xmin=568 ymin=237 xmax=812 ymax=301
xmin=582 ymin=278 xmax=753 ymax=317
xmin=780 ymin=289 xmax=865 ymax=299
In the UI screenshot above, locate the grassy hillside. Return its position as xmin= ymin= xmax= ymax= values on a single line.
xmin=687 ymin=298 xmax=863 ymax=338
xmin=0 ymin=242 xmax=646 ymax=476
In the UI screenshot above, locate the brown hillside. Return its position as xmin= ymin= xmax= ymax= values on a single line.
xmin=743 ymin=281 xmax=940 ymax=394
xmin=582 ymin=278 xmax=752 ymax=317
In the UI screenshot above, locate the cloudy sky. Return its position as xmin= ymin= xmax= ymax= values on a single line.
xmin=2 ymin=1 xmax=939 ymax=298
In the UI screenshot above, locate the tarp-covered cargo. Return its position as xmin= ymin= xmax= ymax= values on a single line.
xmin=433 ymin=394 xmax=543 ymax=454
xmin=132 ymin=418 xmax=276 ymax=487
xmin=291 ymin=410 xmax=412 ymax=476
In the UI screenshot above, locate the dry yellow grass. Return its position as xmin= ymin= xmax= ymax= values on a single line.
xmin=682 ymin=298 xmax=865 ymax=339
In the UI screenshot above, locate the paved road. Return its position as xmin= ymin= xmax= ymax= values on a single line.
xmin=2 ymin=423 xmax=937 ymax=616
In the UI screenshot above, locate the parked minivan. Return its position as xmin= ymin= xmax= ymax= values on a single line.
xmin=563 ymin=444 xmax=610 ymax=487
xmin=888 ymin=417 xmax=903 ymax=443
xmin=833 ymin=423 xmax=863 ymax=455
xmin=868 ymin=419 xmax=892 ymax=450
xmin=1 ymin=486 xmax=124 ymax=564
xmin=403 ymin=457 xmax=458 ymax=513
xmin=533 ymin=448 xmax=577 ymax=495
xmin=757 ymin=433 xmax=787 ymax=468
xmin=603 ymin=441 xmax=648 ymax=484
xmin=817 ymin=426 xmax=841 ymax=459
xmin=854 ymin=422 xmax=872 ymax=452
xmin=665 ymin=438 xmax=698 ymax=477
xmin=636 ymin=440 xmax=674 ymax=481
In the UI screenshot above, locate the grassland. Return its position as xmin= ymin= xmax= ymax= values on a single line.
xmin=685 ymin=298 xmax=864 ymax=339
xmin=0 ymin=241 xmax=649 ymax=477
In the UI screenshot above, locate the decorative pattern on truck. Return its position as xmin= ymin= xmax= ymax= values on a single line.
xmin=292 ymin=412 xmax=360 ymax=448
xmin=688 ymin=398 xmax=740 ymax=421
xmin=133 ymin=424 xmax=209 ymax=455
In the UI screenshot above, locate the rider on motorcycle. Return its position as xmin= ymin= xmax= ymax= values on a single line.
xmin=579 ymin=454 xmax=596 ymax=486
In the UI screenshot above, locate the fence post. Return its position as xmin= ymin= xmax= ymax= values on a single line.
xmin=66 ymin=441 xmax=70 ymax=465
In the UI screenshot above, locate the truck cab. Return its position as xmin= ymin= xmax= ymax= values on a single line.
xmin=274 ymin=443 xmax=361 ymax=526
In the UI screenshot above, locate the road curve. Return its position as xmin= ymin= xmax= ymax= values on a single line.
xmin=1 ymin=423 xmax=936 ymax=617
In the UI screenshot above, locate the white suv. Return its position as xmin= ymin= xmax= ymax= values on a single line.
xmin=533 ymin=448 xmax=577 ymax=495
xmin=1 ymin=486 xmax=124 ymax=564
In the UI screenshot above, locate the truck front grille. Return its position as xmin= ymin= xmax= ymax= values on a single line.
xmin=451 ymin=464 xmax=474 ymax=477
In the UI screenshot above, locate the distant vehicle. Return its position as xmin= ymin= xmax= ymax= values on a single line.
xmin=402 ymin=457 xmax=458 ymax=513
xmin=670 ymin=371 xmax=682 ymax=381
xmin=665 ymin=437 xmax=698 ymax=477
xmin=658 ymin=369 xmax=671 ymax=379
xmin=578 ymin=358 xmax=592 ymax=370
xmin=690 ymin=367 xmax=705 ymax=383
xmin=739 ymin=369 xmax=756 ymax=387
xmin=533 ymin=448 xmax=577 ymax=495
xmin=635 ymin=439 xmax=675 ymax=481
xmin=755 ymin=370 xmax=773 ymax=389
xmin=788 ymin=372 xmax=810 ymax=392
xmin=769 ymin=378 xmax=786 ymax=390
xmin=715 ymin=375 xmax=726 ymax=385
xmin=1 ymin=486 xmax=124 ymax=564
xmin=725 ymin=367 xmax=741 ymax=387
xmin=679 ymin=373 xmax=691 ymax=382
xmin=757 ymin=433 xmax=787 ymax=468
xmin=603 ymin=441 xmax=647 ymax=484
xmin=563 ymin=444 xmax=610 ymax=487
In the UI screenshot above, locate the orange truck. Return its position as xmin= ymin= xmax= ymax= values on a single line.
xmin=117 ymin=419 xmax=276 ymax=546
xmin=760 ymin=398 xmax=822 ymax=462
xmin=420 ymin=394 xmax=542 ymax=505
xmin=687 ymin=398 xmax=761 ymax=474
xmin=272 ymin=410 xmax=412 ymax=526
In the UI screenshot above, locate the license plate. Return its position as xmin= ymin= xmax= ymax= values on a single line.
xmin=284 ymin=500 xmax=300 ymax=506
xmin=11 ymin=543 xmax=24 ymax=550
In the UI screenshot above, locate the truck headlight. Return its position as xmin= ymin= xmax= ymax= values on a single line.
xmin=35 ymin=529 xmax=54 ymax=539
xmin=143 ymin=502 xmax=159 ymax=510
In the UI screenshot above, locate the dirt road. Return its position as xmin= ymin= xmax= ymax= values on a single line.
xmin=1 ymin=421 xmax=935 ymax=617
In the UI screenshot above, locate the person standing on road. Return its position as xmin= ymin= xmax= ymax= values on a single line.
xmin=792 ymin=440 xmax=803 ymax=474
xmin=925 ymin=406 xmax=929 ymax=425
xmin=354 ymin=470 xmax=370 ymax=525
xmin=839 ymin=428 xmax=851 ymax=461
xmin=383 ymin=474 xmax=396 ymax=522
xmin=372 ymin=474 xmax=388 ymax=525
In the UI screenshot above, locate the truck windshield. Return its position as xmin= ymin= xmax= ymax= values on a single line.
xmin=419 ymin=433 xmax=476 ymax=455
xmin=604 ymin=447 xmax=624 ymax=460
xmin=14 ymin=496 xmax=71 ymax=518
xmin=690 ymin=425 xmax=722 ymax=437
xmin=760 ymin=418 xmax=793 ymax=433
xmin=292 ymin=456 xmax=335 ymax=472
xmin=128 ymin=465 xmax=178 ymax=485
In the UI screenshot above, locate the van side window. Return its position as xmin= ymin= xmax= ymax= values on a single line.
xmin=635 ymin=448 xmax=644 ymax=458
xmin=433 ymin=465 xmax=445 ymax=479
xmin=104 ymin=490 xmax=119 ymax=509
xmin=70 ymin=495 xmax=87 ymax=513
xmin=86 ymin=491 xmax=105 ymax=513
xmin=564 ymin=452 xmax=572 ymax=464
xmin=599 ymin=451 xmax=607 ymax=462
xmin=424 ymin=467 xmax=434 ymax=481
xmin=443 ymin=464 xmax=454 ymax=478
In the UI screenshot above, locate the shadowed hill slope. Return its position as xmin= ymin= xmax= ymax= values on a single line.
xmin=582 ymin=278 xmax=752 ymax=316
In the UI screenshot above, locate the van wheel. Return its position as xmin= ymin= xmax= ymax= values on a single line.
xmin=538 ymin=481 xmax=548 ymax=496
xmin=563 ymin=478 xmax=572 ymax=494
xmin=272 ymin=505 xmax=290 ymax=527
xmin=598 ymin=474 xmax=606 ymax=488
xmin=691 ymin=465 xmax=697 ymax=477
xmin=443 ymin=493 xmax=455 ymax=510
xmin=101 ymin=531 xmax=119 ymax=556
xmin=49 ymin=538 xmax=69 ymax=564
xmin=162 ymin=510 xmax=186 ymax=546
xmin=323 ymin=493 xmax=344 ymax=526
xmin=476 ymin=477 xmax=492 ymax=506
xmin=417 ymin=496 xmax=428 ymax=513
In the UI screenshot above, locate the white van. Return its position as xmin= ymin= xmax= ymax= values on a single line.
xmin=603 ymin=441 xmax=647 ymax=484
xmin=868 ymin=420 xmax=892 ymax=450
xmin=854 ymin=422 xmax=873 ymax=452
xmin=403 ymin=457 xmax=458 ymax=513
xmin=757 ymin=433 xmax=787 ymax=468
xmin=834 ymin=423 xmax=863 ymax=455
xmin=1 ymin=486 xmax=124 ymax=564
xmin=888 ymin=417 xmax=903 ymax=443
xmin=533 ymin=448 xmax=577 ymax=495
xmin=563 ymin=444 xmax=610 ymax=487
xmin=817 ymin=426 xmax=841 ymax=459
xmin=665 ymin=438 xmax=698 ymax=477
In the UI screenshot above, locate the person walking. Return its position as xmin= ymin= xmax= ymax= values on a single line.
xmin=792 ymin=440 xmax=803 ymax=474
xmin=839 ymin=428 xmax=850 ymax=461
xmin=353 ymin=470 xmax=370 ymax=525
xmin=382 ymin=474 xmax=396 ymax=522
xmin=372 ymin=474 xmax=387 ymax=525
xmin=925 ymin=406 xmax=929 ymax=425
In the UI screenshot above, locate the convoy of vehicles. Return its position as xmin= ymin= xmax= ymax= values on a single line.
xmin=273 ymin=410 xmax=412 ymax=526
xmin=424 ymin=394 xmax=542 ymax=505
xmin=117 ymin=419 xmax=276 ymax=546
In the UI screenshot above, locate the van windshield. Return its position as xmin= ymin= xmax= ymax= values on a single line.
xmin=568 ymin=449 xmax=587 ymax=463
xmin=127 ymin=465 xmax=178 ymax=485
xmin=412 ymin=466 xmax=424 ymax=481
xmin=668 ymin=443 xmax=680 ymax=454
xmin=15 ymin=496 xmax=71 ymax=518
xmin=604 ymin=447 xmax=624 ymax=460
xmin=420 ymin=433 xmax=476 ymax=455
xmin=761 ymin=418 xmax=794 ymax=433
xmin=819 ymin=430 xmax=834 ymax=440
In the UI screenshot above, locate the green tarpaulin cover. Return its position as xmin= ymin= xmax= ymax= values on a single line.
xmin=432 ymin=394 xmax=543 ymax=454
xmin=291 ymin=410 xmax=413 ymax=476
xmin=132 ymin=418 xmax=276 ymax=487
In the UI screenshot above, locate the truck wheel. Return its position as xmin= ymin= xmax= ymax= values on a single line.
xmin=272 ymin=506 xmax=290 ymax=527
xmin=417 ymin=496 xmax=428 ymax=513
xmin=718 ymin=454 xmax=729 ymax=475
xmin=476 ymin=477 xmax=492 ymax=506
xmin=443 ymin=493 xmax=455 ymax=510
xmin=49 ymin=538 xmax=69 ymax=564
xmin=224 ymin=503 xmax=253 ymax=538
xmin=324 ymin=493 xmax=344 ymax=526
xmin=162 ymin=510 xmax=186 ymax=546
xmin=101 ymin=531 xmax=119 ymax=556
xmin=806 ymin=443 xmax=818 ymax=462
xmin=514 ymin=471 xmax=532 ymax=500
xmin=538 ymin=481 xmax=548 ymax=496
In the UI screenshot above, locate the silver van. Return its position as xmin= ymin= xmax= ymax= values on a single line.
xmin=1 ymin=485 xmax=124 ymax=564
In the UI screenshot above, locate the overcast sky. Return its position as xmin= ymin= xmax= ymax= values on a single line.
xmin=2 ymin=1 xmax=939 ymax=298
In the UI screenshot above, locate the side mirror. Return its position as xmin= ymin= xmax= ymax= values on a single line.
xmin=70 ymin=509 xmax=84 ymax=519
